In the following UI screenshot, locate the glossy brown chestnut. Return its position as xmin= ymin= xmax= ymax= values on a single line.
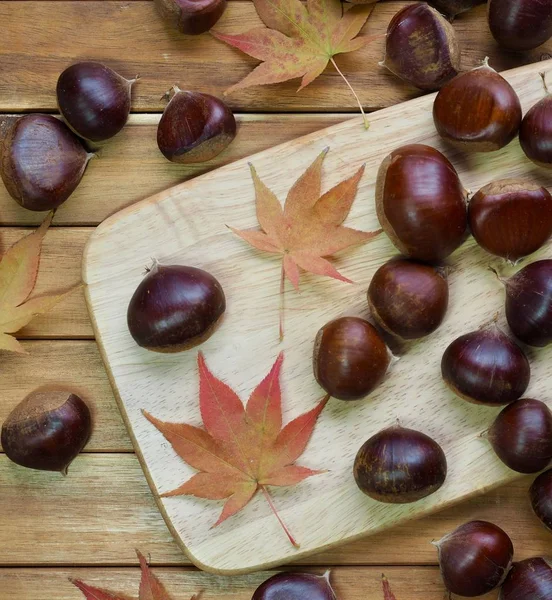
xmin=488 ymin=398 xmax=552 ymax=473
xmin=354 ymin=425 xmax=447 ymax=503
xmin=442 ymin=324 xmax=530 ymax=406
xmin=127 ymin=261 xmax=226 ymax=352
xmin=368 ymin=258 xmax=449 ymax=339
xmin=252 ymin=572 xmax=336 ymax=600
xmin=155 ymin=0 xmax=226 ymax=34
xmin=1 ymin=389 xmax=92 ymax=474
xmin=520 ymin=74 xmax=552 ymax=168
xmin=502 ymin=260 xmax=552 ymax=346
xmin=381 ymin=3 xmax=460 ymax=91
xmin=433 ymin=59 xmax=522 ymax=152
xmin=376 ymin=144 xmax=468 ymax=262
xmin=0 ymin=114 xmax=92 ymax=211
xmin=313 ymin=317 xmax=390 ymax=401
xmin=469 ymin=179 xmax=552 ymax=261
xmin=57 ymin=62 xmax=137 ymax=142
xmin=530 ymin=469 xmax=552 ymax=531
xmin=488 ymin=0 xmax=552 ymax=51
xmin=427 ymin=0 xmax=486 ymax=17
xmin=435 ymin=520 xmax=514 ymax=597
xmin=500 ymin=557 xmax=552 ymax=600
xmin=157 ymin=87 xmax=236 ymax=163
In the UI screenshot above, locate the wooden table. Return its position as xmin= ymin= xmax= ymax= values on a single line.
xmin=1 ymin=2 xmax=552 ymax=598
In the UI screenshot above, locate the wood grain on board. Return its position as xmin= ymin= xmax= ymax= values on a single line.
xmin=1 ymin=2 xmax=552 ymax=114
xmin=84 ymin=59 xmax=552 ymax=573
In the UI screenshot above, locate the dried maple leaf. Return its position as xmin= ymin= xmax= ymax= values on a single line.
xmin=144 ymin=352 xmax=328 ymax=547
xmin=212 ymin=0 xmax=380 ymax=126
xmin=381 ymin=574 xmax=398 ymax=600
xmin=0 ymin=212 xmax=78 ymax=353
xmin=71 ymin=550 xmax=197 ymax=600
xmin=229 ymin=148 xmax=380 ymax=338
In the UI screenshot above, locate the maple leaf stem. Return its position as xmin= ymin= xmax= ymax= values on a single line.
xmin=260 ymin=484 xmax=299 ymax=548
xmin=330 ymin=57 xmax=369 ymax=130
xmin=279 ymin=261 xmax=285 ymax=342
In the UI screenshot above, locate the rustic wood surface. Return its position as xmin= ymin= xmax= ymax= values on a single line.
xmin=3 ymin=0 xmax=552 ymax=595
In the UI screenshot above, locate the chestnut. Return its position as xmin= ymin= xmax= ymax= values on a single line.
xmin=500 ymin=557 xmax=552 ymax=600
xmin=435 ymin=520 xmax=514 ymax=597
xmin=530 ymin=469 xmax=552 ymax=532
xmin=487 ymin=398 xmax=552 ymax=473
xmin=433 ymin=59 xmax=522 ymax=152
xmin=157 ymin=87 xmax=236 ymax=163
xmin=313 ymin=316 xmax=390 ymax=401
xmin=501 ymin=260 xmax=552 ymax=347
xmin=376 ymin=144 xmax=468 ymax=262
xmin=442 ymin=324 xmax=530 ymax=406
xmin=488 ymin=0 xmax=552 ymax=51
xmin=427 ymin=0 xmax=486 ymax=17
xmin=252 ymin=572 xmax=336 ymax=600
xmin=469 ymin=179 xmax=552 ymax=262
xmin=368 ymin=258 xmax=449 ymax=340
xmin=127 ymin=261 xmax=226 ymax=352
xmin=1 ymin=389 xmax=92 ymax=474
xmin=520 ymin=74 xmax=552 ymax=168
xmin=381 ymin=3 xmax=460 ymax=91
xmin=155 ymin=0 xmax=226 ymax=34
xmin=57 ymin=62 xmax=137 ymax=142
xmin=354 ymin=424 xmax=447 ymax=503
xmin=0 ymin=114 xmax=92 ymax=211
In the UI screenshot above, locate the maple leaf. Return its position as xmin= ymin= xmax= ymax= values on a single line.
xmin=144 ymin=352 xmax=328 ymax=547
xmin=212 ymin=0 xmax=381 ymax=127
xmin=71 ymin=549 xmax=197 ymax=600
xmin=229 ymin=148 xmax=380 ymax=338
xmin=381 ymin=574 xmax=398 ymax=600
xmin=0 ymin=212 xmax=78 ymax=353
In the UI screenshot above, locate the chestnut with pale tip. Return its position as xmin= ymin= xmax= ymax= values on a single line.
xmin=155 ymin=0 xmax=226 ymax=34
xmin=433 ymin=58 xmax=522 ymax=152
xmin=1 ymin=389 xmax=92 ymax=474
xmin=520 ymin=73 xmax=552 ymax=168
xmin=435 ymin=520 xmax=514 ymax=597
xmin=157 ymin=87 xmax=236 ymax=163
xmin=500 ymin=557 xmax=552 ymax=600
xmin=252 ymin=571 xmax=337 ymax=600
xmin=488 ymin=0 xmax=552 ymax=51
xmin=376 ymin=144 xmax=468 ymax=262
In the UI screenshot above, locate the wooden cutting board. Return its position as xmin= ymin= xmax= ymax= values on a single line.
xmin=84 ymin=58 xmax=552 ymax=575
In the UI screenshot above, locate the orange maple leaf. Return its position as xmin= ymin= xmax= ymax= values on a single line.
xmin=144 ymin=352 xmax=328 ymax=547
xmin=0 ymin=212 xmax=78 ymax=353
xmin=212 ymin=0 xmax=380 ymax=126
xmin=72 ymin=549 xmax=197 ymax=600
xmin=229 ymin=148 xmax=380 ymax=338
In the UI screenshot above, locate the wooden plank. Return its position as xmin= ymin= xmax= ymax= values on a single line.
xmin=0 ymin=566 xmax=499 ymax=600
xmin=0 ymin=453 xmax=549 ymax=568
xmin=0 ymin=341 xmax=130 ymax=452
xmin=1 ymin=2 xmax=551 ymax=113
xmin=84 ymin=58 xmax=552 ymax=574
xmin=0 ymin=114 xmax=349 ymax=226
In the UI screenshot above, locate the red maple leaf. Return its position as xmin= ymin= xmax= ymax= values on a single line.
xmin=382 ymin=574 xmax=398 ymax=600
xmin=144 ymin=352 xmax=328 ymax=546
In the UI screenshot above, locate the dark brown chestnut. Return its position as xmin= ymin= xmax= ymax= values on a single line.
xmin=501 ymin=260 xmax=552 ymax=346
xmin=313 ymin=316 xmax=390 ymax=401
xmin=1 ymin=389 xmax=92 ymax=474
xmin=376 ymin=144 xmax=468 ymax=262
xmin=354 ymin=424 xmax=447 ymax=503
xmin=155 ymin=0 xmax=226 ymax=34
xmin=427 ymin=0 xmax=486 ymax=17
xmin=435 ymin=520 xmax=514 ymax=597
xmin=500 ymin=557 xmax=552 ymax=600
xmin=433 ymin=59 xmax=522 ymax=152
xmin=442 ymin=323 xmax=530 ymax=406
xmin=368 ymin=258 xmax=449 ymax=340
xmin=252 ymin=572 xmax=336 ymax=600
xmin=488 ymin=0 xmax=552 ymax=51
xmin=530 ymin=469 xmax=552 ymax=531
xmin=520 ymin=74 xmax=552 ymax=168
xmin=127 ymin=261 xmax=226 ymax=352
xmin=469 ymin=179 xmax=552 ymax=262
xmin=57 ymin=62 xmax=137 ymax=142
xmin=487 ymin=398 xmax=552 ymax=473
xmin=0 ymin=114 xmax=92 ymax=211
xmin=157 ymin=86 xmax=236 ymax=163
xmin=381 ymin=3 xmax=460 ymax=91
